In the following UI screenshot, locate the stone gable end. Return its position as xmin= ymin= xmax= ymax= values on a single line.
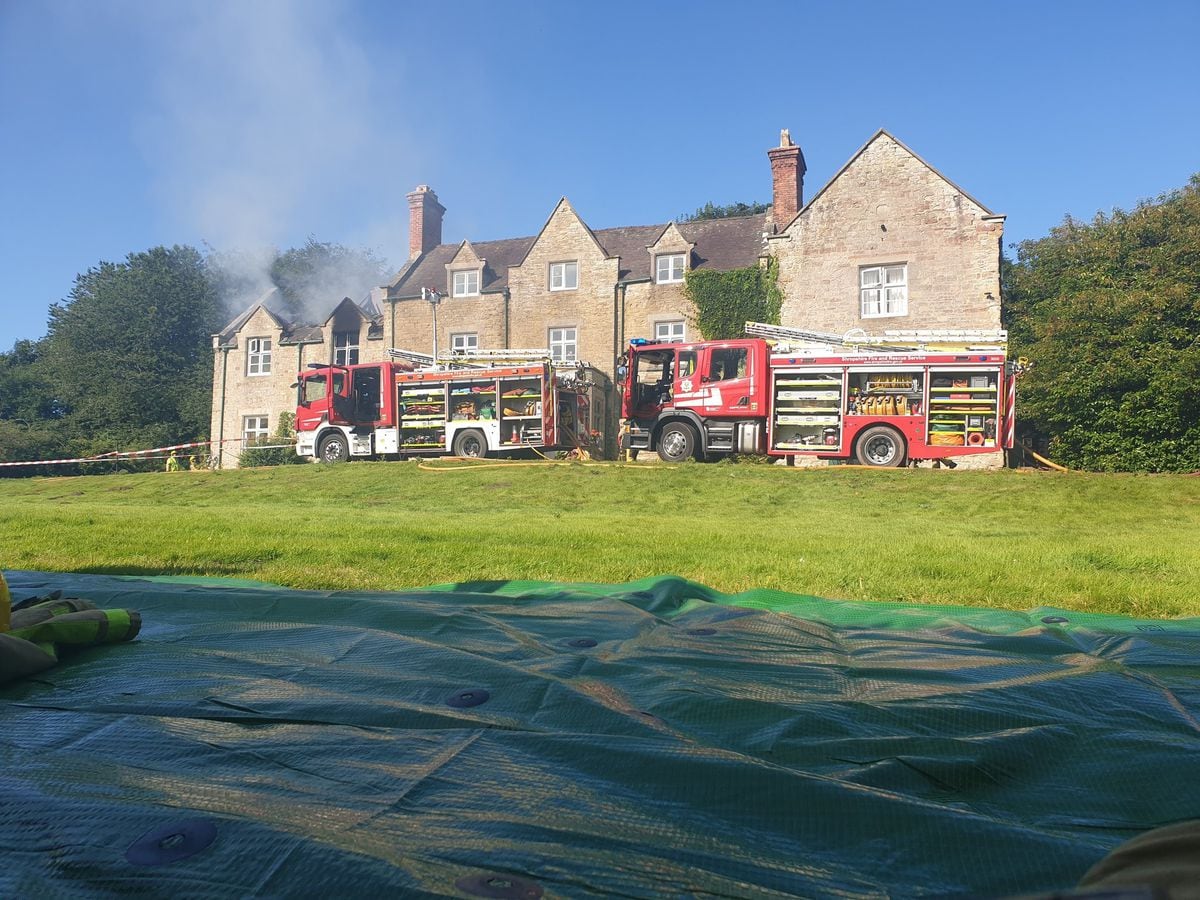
xmin=210 ymin=306 xmax=303 ymax=468
xmin=507 ymin=199 xmax=620 ymax=363
xmin=772 ymin=133 xmax=1003 ymax=333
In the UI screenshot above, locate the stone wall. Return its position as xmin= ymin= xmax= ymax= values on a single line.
xmin=506 ymin=200 xmax=622 ymax=367
xmin=385 ymin=293 xmax=508 ymax=358
xmin=209 ymin=308 xmax=310 ymax=469
xmin=771 ymin=133 xmax=1003 ymax=334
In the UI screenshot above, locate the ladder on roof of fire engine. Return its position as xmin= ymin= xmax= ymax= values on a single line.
xmin=387 ymin=348 xmax=437 ymax=366
xmin=451 ymin=349 xmax=595 ymax=372
xmin=744 ymin=321 xmax=1008 ymax=352
xmin=442 ymin=348 xmax=553 ymax=362
xmin=387 ymin=347 xmax=589 ymax=371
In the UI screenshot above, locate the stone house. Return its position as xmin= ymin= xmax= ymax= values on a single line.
xmin=210 ymin=128 xmax=1004 ymax=467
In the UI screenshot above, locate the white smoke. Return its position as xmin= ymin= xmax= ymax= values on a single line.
xmin=120 ymin=0 xmax=400 ymax=316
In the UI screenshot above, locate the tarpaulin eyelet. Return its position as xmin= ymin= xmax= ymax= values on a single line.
xmin=567 ymin=638 xmax=597 ymax=648
xmin=687 ymin=628 xmax=717 ymax=636
xmin=446 ymin=688 xmax=490 ymax=708
xmin=454 ymin=873 xmax=544 ymax=898
xmin=1041 ymin=616 xmax=1070 ymax=625
xmin=125 ymin=818 xmax=218 ymax=866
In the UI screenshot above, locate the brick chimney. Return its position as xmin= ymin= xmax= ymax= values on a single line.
xmin=407 ymin=185 xmax=445 ymax=259
xmin=767 ymin=129 xmax=806 ymax=232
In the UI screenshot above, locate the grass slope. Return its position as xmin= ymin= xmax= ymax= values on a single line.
xmin=3 ymin=461 xmax=1198 ymax=617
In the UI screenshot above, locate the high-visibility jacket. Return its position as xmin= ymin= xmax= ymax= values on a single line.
xmin=0 ymin=578 xmax=141 ymax=684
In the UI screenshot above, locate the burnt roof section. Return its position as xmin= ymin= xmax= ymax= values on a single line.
xmin=214 ymin=287 xmax=381 ymax=348
xmin=387 ymin=213 xmax=769 ymax=296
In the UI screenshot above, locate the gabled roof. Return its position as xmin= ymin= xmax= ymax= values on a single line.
xmin=215 ymin=287 xmax=383 ymax=348
xmin=390 ymin=235 xmax=536 ymax=298
xmin=214 ymin=288 xmax=289 ymax=347
xmin=514 ymin=197 xmax=613 ymax=269
xmin=387 ymin=212 xmax=770 ymax=295
xmin=323 ymin=296 xmax=371 ymax=326
xmin=778 ymin=129 xmax=1001 ymax=234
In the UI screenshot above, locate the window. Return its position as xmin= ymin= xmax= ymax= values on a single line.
xmin=300 ymin=375 xmax=327 ymax=405
xmin=453 ymin=270 xmax=479 ymax=297
xmin=860 ymin=264 xmax=908 ymax=318
xmin=451 ymin=333 xmax=478 ymax=353
xmin=334 ymin=331 xmax=359 ymax=366
xmin=656 ymin=253 xmax=686 ymax=284
xmin=708 ymin=347 xmax=747 ymax=381
xmin=655 ymin=320 xmax=685 ymax=343
xmin=246 ymin=337 xmax=272 ymax=375
xmin=549 ymin=261 xmax=578 ymax=292
xmin=549 ymin=327 xmax=577 ymax=362
xmin=242 ymin=415 xmax=269 ymax=445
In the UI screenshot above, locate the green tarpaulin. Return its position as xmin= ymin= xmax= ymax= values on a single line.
xmin=2 ymin=571 xmax=1198 ymax=897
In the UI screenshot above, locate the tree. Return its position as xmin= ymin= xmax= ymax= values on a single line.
xmin=41 ymin=245 xmax=225 ymax=454
xmin=1003 ymin=176 xmax=1200 ymax=472
xmin=0 ymin=339 xmax=60 ymax=422
xmin=678 ymin=201 xmax=770 ymax=223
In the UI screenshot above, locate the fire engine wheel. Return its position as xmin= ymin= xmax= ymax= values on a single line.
xmin=657 ymin=422 xmax=698 ymax=463
xmin=452 ymin=429 xmax=488 ymax=459
xmin=854 ymin=426 xmax=907 ymax=468
xmin=318 ymin=433 xmax=349 ymax=463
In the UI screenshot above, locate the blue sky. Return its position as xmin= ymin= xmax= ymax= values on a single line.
xmin=2 ymin=0 xmax=1197 ymax=349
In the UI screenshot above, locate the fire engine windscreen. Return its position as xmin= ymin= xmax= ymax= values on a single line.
xmin=298 ymin=371 xmax=344 ymax=406
xmin=3 ymin=570 xmax=1197 ymax=897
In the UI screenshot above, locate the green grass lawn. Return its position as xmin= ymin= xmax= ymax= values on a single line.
xmin=2 ymin=460 xmax=1198 ymax=618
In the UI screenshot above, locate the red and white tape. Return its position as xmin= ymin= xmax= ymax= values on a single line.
xmin=0 ymin=438 xmax=289 ymax=468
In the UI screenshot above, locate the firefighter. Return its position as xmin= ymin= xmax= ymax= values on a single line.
xmin=165 ymin=450 xmax=180 ymax=472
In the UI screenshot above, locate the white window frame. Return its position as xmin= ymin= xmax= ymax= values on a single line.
xmin=654 ymin=320 xmax=686 ymax=343
xmin=333 ymin=331 xmax=359 ymax=366
xmin=242 ymin=415 xmax=269 ymax=445
xmin=246 ymin=337 xmax=272 ymax=376
xmin=452 ymin=269 xmax=480 ymax=297
xmin=549 ymin=261 xmax=579 ymax=292
xmin=451 ymin=332 xmax=478 ymax=353
xmin=860 ymin=264 xmax=908 ymax=318
xmin=656 ymin=253 xmax=686 ymax=284
xmin=549 ymin=326 xmax=577 ymax=362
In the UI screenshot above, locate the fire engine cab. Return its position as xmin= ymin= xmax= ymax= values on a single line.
xmin=620 ymin=323 xmax=1020 ymax=466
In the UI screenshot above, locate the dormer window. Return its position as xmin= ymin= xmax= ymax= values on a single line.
xmin=246 ymin=337 xmax=272 ymax=376
xmin=452 ymin=270 xmax=480 ymax=297
xmin=656 ymin=253 xmax=686 ymax=284
xmin=549 ymin=261 xmax=578 ymax=292
xmin=334 ymin=331 xmax=359 ymax=366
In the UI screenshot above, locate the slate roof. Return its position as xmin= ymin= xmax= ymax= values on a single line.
xmin=388 ymin=213 xmax=771 ymax=298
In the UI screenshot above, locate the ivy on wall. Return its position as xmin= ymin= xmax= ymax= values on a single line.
xmin=684 ymin=259 xmax=783 ymax=340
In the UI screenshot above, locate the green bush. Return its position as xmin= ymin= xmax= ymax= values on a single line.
xmin=1004 ymin=175 xmax=1200 ymax=472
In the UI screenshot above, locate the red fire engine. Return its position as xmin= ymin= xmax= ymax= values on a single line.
xmin=620 ymin=323 xmax=1020 ymax=466
xmin=295 ymin=352 xmax=607 ymax=462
